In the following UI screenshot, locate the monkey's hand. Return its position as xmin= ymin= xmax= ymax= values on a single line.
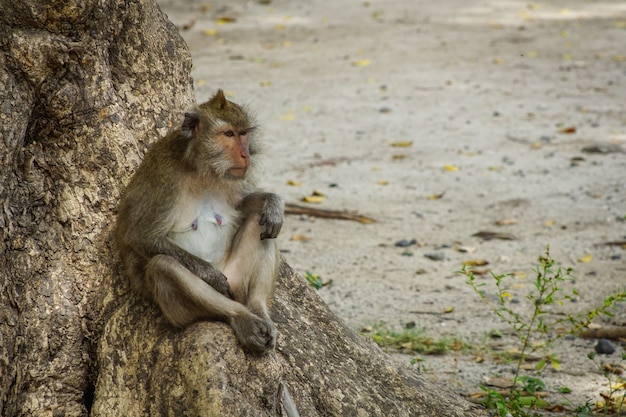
xmin=191 ymin=263 xmax=234 ymax=299
xmin=259 ymin=193 xmax=284 ymax=240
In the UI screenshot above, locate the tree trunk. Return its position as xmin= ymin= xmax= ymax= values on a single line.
xmin=0 ymin=1 xmax=485 ymax=416
xmin=0 ymin=1 xmax=193 ymax=415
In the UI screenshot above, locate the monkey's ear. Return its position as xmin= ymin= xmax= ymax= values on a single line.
xmin=207 ymin=89 xmax=228 ymax=110
xmin=182 ymin=111 xmax=200 ymax=138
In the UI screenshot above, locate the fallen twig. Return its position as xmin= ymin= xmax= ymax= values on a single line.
xmin=580 ymin=326 xmax=626 ymax=340
xmin=285 ymin=203 xmax=376 ymax=224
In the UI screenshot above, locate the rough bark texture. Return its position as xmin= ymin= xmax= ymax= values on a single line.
xmin=0 ymin=1 xmax=485 ymax=416
xmin=94 ymin=263 xmax=485 ymax=417
xmin=0 ymin=1 xmax=193 ymax=415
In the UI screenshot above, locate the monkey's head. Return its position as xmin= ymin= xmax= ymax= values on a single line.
xmin=182 ymin=90 xmax=259 ymax=181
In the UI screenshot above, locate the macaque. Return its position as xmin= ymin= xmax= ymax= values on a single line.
xmin=115 ymin=90 xmax=283 ymax=354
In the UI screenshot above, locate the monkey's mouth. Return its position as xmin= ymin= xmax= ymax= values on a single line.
xmin=229 ymin=167 xmax=248 ymax=178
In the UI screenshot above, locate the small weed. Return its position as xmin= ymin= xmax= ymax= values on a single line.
xmin=304 ymin=271 xmax=323 ymax=290
xmin=361 ymin=324 xmax=465 ymax=355
xmin=587 ymin=351 xmax=626 ymax=414
xmin=460 ymin=246 xmax=626 ymax=415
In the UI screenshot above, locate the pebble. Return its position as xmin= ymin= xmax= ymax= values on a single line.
xmin=395 ymin=239 xmax=417 ymax=247
xmin=424 ymin=252 xmax=445 ymax=261
xmin=595 ymin=339 xmax=616 ymax=355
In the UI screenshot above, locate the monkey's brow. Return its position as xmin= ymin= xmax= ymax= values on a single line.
xmin=217 ymin=126 xmax=257 ymax=134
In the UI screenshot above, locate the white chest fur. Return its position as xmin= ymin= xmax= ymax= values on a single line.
xmin=167 ymin=193 xmax=239 ymax=266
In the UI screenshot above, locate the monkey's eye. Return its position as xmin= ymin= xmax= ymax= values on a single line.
xmin=224 ymin=130 xmax=235 ymax=137
xmin=239 ymin=131 xmax=248 ymax=136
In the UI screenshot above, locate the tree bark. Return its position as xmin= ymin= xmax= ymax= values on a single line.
xmin=0 ymin=1 xmax=193 ymax=415
xmin=0 ymin=1 xmax=485 ymax=416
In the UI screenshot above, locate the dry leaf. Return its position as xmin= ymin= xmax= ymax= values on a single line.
xmin=279 ymin=111 xmax=295 ymax=121
xmin=286 ymin=180 xmax=301 ymax=187
xmin=578 ymin=254 xmax=593 ymax=263
xmin=443 ymin=307 xmax=455 ymax=314
xmin=472 ymin=231 xmax=517 ymax=241
xmin=377 ymin=180 xmax=389 ymax=186
xmin=544 ymin=220 xmax=555 ymax=227
xmin=463 ymin=259 xmax=489 ymax=267
xmin=290 ymin=234 xmax=310 ymax=241
xmin=427 ymin=192 xmax=445 ymax=200
xmin=389 ymin=141 xmax=412 ymax=147
xmin=495 ymin=218 xmax=517 ymax=226
xmin=352 ymin=59 xmax=371 ymax=67
xmin=216 ymin=16 xmax=237 ymax=24
xmin=558 ymin=126 xmax=577 ymax=134
xmin=302 ymin=196 xmax=325 ymax=204
xmin=443 ymin=164 xmax=459 ymax=172
xmin=392 ymin=154 xmax=406 ymax=160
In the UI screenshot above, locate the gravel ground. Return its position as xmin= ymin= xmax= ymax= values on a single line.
xmin=160 ymin=0 xmax=626 ymax=413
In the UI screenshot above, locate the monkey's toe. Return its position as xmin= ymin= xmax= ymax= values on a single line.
xmin=232 ymin=315 xmax=276 ymax=355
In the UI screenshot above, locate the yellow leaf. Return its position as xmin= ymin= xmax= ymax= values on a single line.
xmin=501 ymin=292 xmax=513 ymax=300
xmin=274 ymin=24 xmax=285 ymax=30
xmin=389 ymin=141 xmax=412 ymax=147
xmin=311 ymin=190 xmax=326 ymax=197
xmin=302 ymin=196 xmax=325 ymax=204
xmin=562 ymin=53 xmax=573 ymax=60
xmin=560 ymin=30 xmax=569 ymax=38
xmin=259 ymin=80 xmax=272 ymax=87
xmin=352 ymin=59 xmax=371 ymax=67
xmin=492 ymin=58 xmax=505 ymax=65
xmin=531 ymin=142 xmax=542 ymax=149
xmin=578 ymin=254 xmax=593 ymax=263
xmin=463 ymin=259 xmax=489 ymax=267
xmin=613 ymin=55 xmax=626 ymax=62
xmin=525 ymin=50 xmax=538 ymax=58
xmin=286 ymin=180 xmax=301 ymax=187
xmin=495 ymin=218 xmax=517 ymax=226
xmin=544 ymin=220 xmax=555 ymax=227
xmin=196 ymin=79 xmax=206 ymax=86
xmin=279 ymin=111 xmax=295 ymax=121
xmin=290 ymin=234 xmax=310 ymax=241
xmin=427 ymin=192 xmax=445 ymax=200
xmin=377 ymin=180 xmax=389 ymax=186
xmin=444 ymin=307 xmax=455 ymax=314
xmin=216 ymin=16 xmax=237 ymax=25
xmin=488 ymin=165 xmax=502 ymax=171
xmin=443 ymin=164 xmax=459 ymax=172
xmin=392 ymin=154 xmax=406 ymax=160
xmin=203 ymin=29 xmax=218 ymax=36
xmin=302 ymin=106 xmax=313 ymax=113
xmin=614 ymin=21 xmax=626 ymax=29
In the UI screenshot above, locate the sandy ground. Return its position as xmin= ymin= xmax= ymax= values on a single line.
xmin=160 ymin=0 xmax=626 ymax=412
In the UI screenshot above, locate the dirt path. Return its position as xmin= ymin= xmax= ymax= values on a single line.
xmin=161 ymin=0 xmax=626 ymax=412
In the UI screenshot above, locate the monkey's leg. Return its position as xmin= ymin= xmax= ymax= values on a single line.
xmin=145 ymin=254 xmax=263 ymax=330
xmin=221 ymin=214 xmax=279 ymax=353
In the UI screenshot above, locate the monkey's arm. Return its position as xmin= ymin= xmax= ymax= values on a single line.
xmin=237 ymin=192 xmax=284 ymax=240
xmin=152 ymin=237 xmax=235 ymax=299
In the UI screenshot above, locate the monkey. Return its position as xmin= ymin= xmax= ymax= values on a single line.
xmin=114 ymin=90 xmax=283 ymax=355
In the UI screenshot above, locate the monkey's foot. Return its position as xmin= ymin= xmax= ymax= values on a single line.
xmin=231 ymin=313 xmax=276 ymax=355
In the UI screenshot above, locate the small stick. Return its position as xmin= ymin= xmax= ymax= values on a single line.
xmin=285 ymin=203 xmax=376 ymax=224
xmin=580 ymin=326 xmax=626 ymax=340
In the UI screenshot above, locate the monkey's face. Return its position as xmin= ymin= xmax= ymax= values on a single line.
xmin=215 ymin=126 xmax=252 ymax=179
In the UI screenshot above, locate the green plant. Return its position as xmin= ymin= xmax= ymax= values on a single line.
xmin=304 ymin=271 xmax=323 ymax=290
xmin=587 ymin=351 xmax=626 ymax=414
xmin=361 ymin=324 xmax=465 ymax=355
xmin=461 ymin=246 xmax=626 ymax=415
